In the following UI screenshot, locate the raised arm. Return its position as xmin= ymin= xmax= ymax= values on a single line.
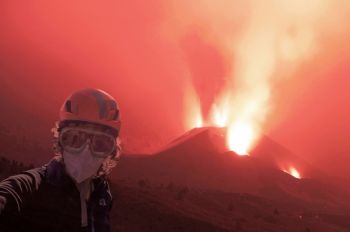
xmin=0 ymin=168 xmax=45 ymax=215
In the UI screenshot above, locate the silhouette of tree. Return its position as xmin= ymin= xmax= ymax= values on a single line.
xmin=0 ymin=156 xmax=35 ymax=180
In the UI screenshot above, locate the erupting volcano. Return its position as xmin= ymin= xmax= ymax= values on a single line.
xmin=1 ymin=0 xmax=350 ymax=231
xmin=176 ymin=0 xmax=350 ymax=179
xmin=184 ymin=79 xmax=305 ymax=175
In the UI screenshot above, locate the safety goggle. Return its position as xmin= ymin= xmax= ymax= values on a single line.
xmin=59 ymin=127 xmax=116 ymax=158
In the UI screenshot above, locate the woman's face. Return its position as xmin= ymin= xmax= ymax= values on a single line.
xmin=60 ymin=122 xmax=117 ymax=183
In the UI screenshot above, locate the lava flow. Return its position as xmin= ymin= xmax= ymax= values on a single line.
xmin=283 ymin=167 xmax=301 ymax=179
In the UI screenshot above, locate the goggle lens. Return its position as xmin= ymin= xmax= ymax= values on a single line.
xmin=92 ymin=134 xmax=115 ymax=155
xmin=59 ymin=128 xmax=116 ymax=157
xmin=60 ymin=130 xmax=88 ymax=149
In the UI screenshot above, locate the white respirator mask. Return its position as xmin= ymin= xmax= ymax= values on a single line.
xmin=63 ymin=144 xmax=105 ymax=183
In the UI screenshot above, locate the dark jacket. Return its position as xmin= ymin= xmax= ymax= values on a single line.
xmin=0 ymin=158 xmax=113 ymax=232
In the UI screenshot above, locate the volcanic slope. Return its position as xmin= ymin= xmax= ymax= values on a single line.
xmin=111 ymin=179 xmax=350 ymax=232
xmin=115 ymin=127 xmax=350 ymax=208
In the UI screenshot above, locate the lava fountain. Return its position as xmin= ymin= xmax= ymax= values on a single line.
xmin=181 ymin=0 xmax=341 ymax=156
xmin=184 ymin=79 xmax=203 ymax=130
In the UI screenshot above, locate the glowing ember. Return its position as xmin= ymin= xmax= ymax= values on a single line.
xmin=283 ymin=167 xmax=301 ymax=179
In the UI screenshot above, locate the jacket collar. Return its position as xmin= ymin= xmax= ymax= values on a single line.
xmin=45 ymin=157 xmax=73 ymax=187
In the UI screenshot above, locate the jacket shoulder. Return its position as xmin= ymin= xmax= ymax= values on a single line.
xmin=0 ymin=166 xmax=47 ymax=213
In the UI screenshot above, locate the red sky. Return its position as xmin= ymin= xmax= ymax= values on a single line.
xmin=0 ymin=1 xmax=349 ymax=178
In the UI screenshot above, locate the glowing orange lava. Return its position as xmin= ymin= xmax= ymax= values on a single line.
xmin=185 ymin=81 xmax=258 ymax=155
xmin=211 ymin=103 xmax=228 ymax=128
xmin=194 ymin=114 xmax=203 ymax=128
xmin=283 ymin=167 xmax=301 ymax=179
xmin=227 ymin=121 xmax=253 ymax=156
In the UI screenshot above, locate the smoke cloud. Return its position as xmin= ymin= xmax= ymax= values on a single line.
xmin=0 ymin=1 xmax=350 ymax=176
xmin=165 ymin=0 xmax=350 ymax=155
